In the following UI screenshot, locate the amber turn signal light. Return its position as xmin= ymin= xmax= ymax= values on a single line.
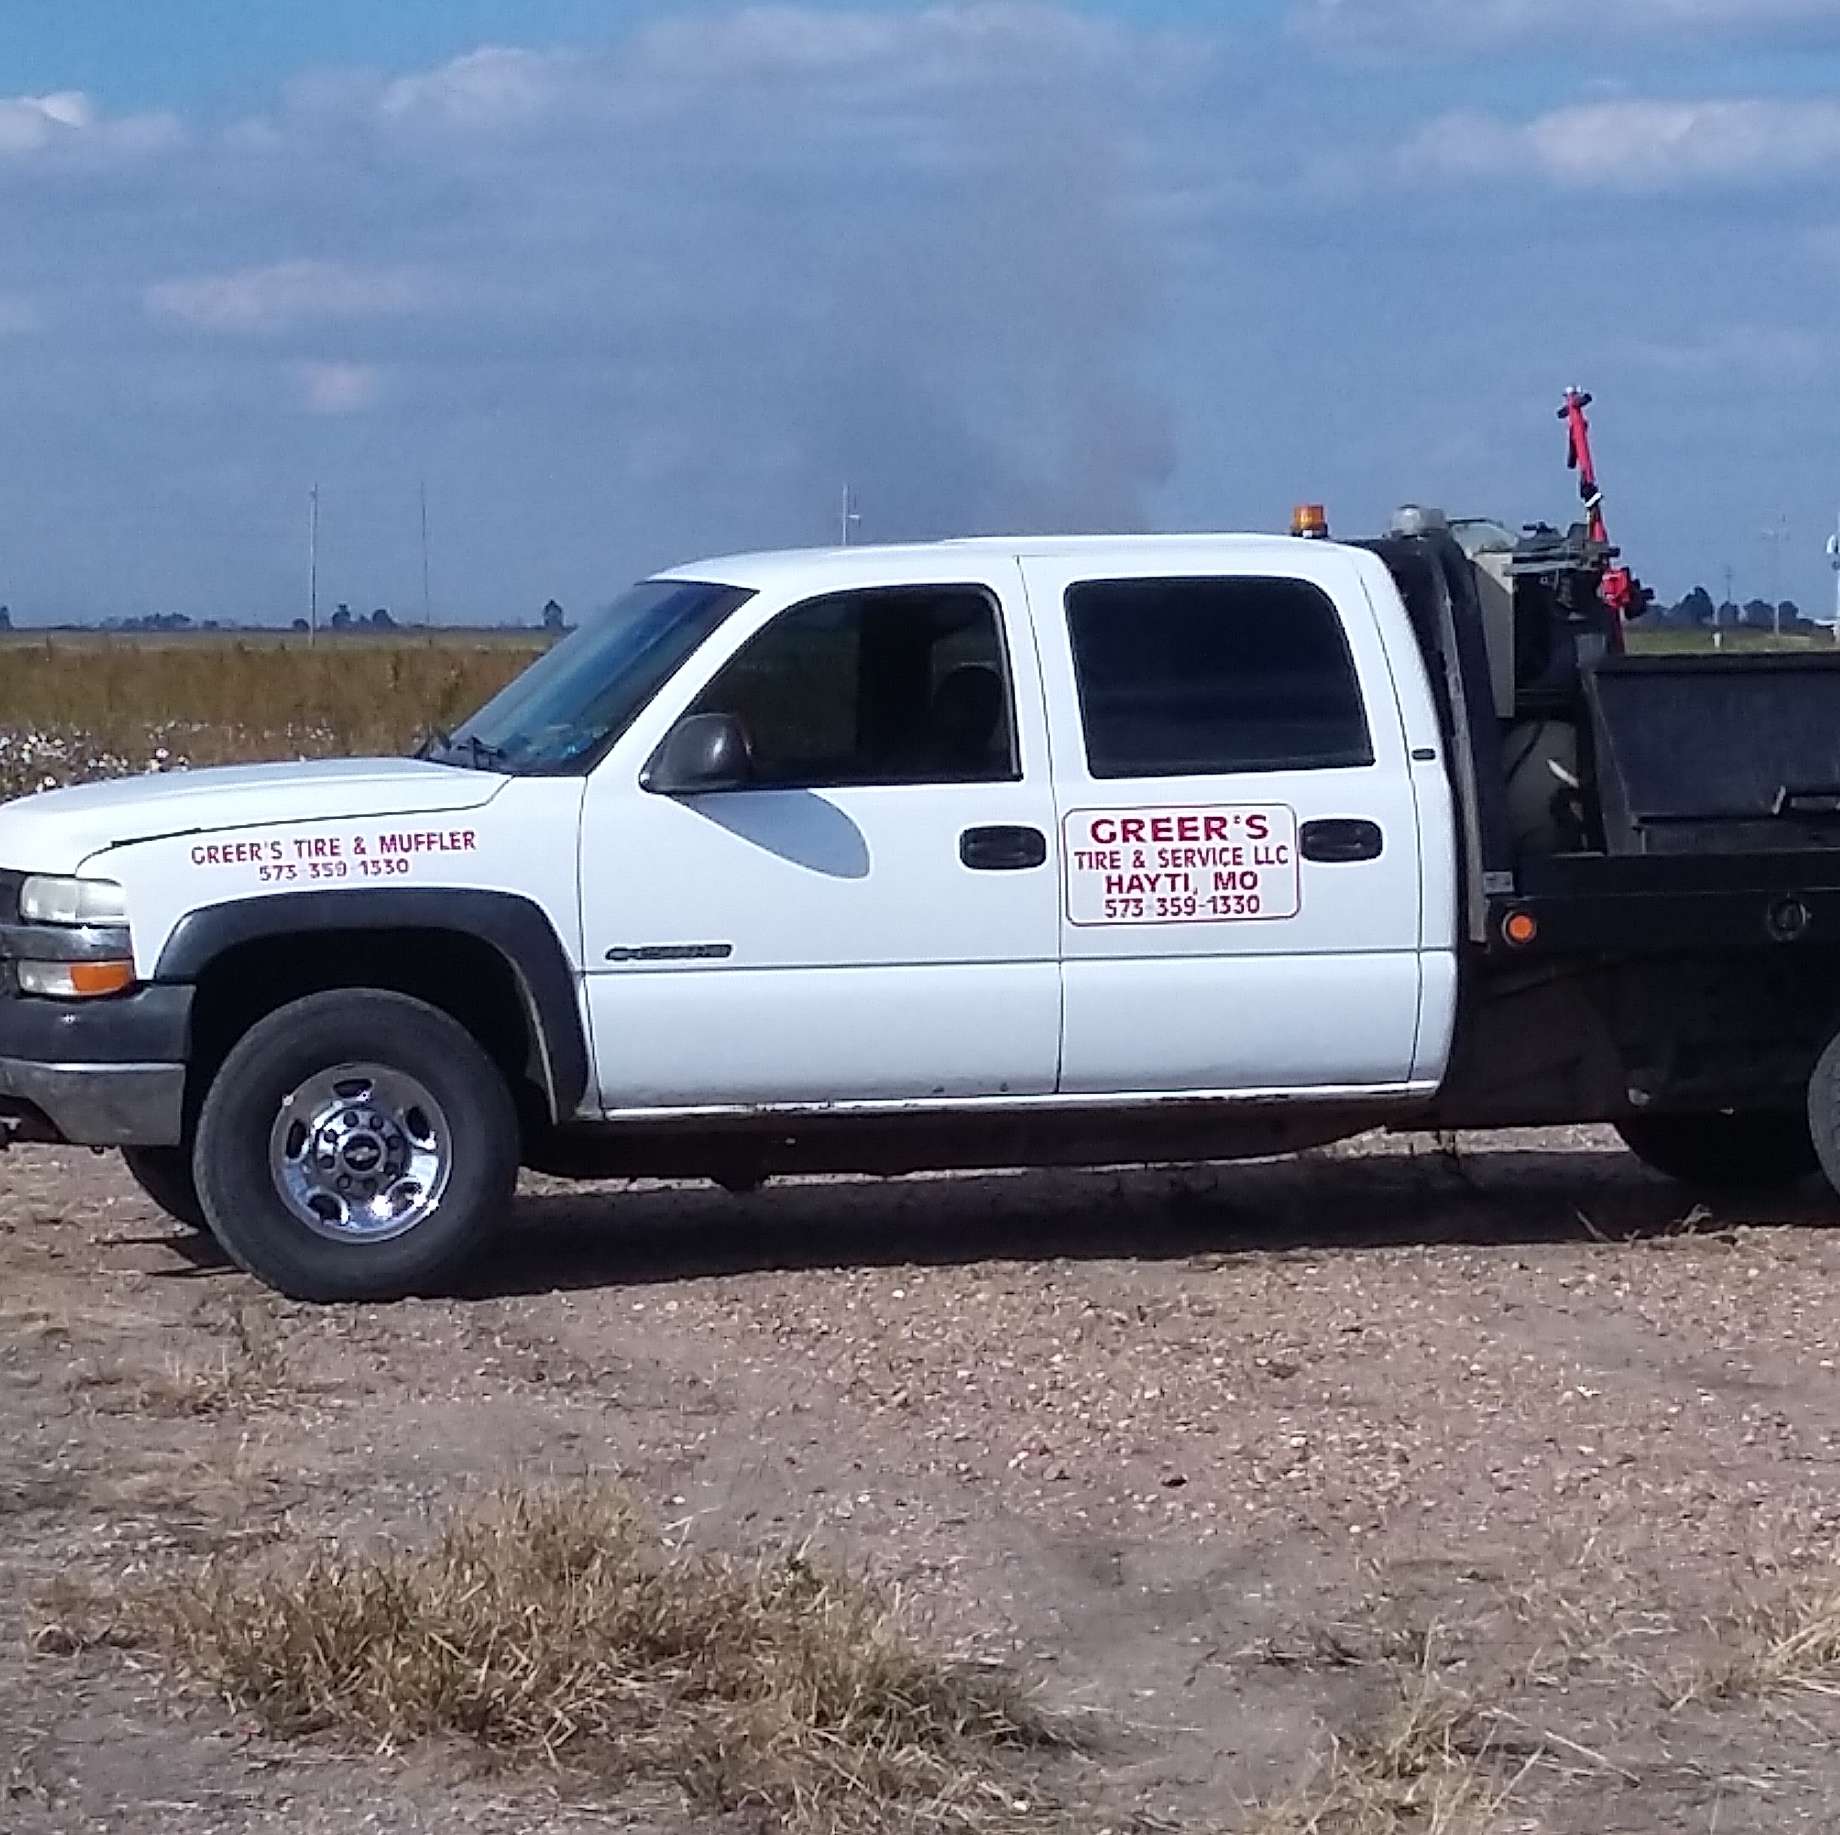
xmin=1502 ymin=911 xmax=1539 ymax=948
xmin=16 ymin=959 xmax=136 ymax=998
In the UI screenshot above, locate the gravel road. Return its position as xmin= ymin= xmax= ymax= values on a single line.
xmin=6 ymin=1129 xmax=1840 ymax=1831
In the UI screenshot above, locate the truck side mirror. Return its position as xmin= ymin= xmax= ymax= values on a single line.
xmin=642 ymin=712 xmax=753 ymax=795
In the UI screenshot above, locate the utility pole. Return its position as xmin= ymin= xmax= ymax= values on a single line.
xmin=308 ymin=483 xmax=319 ymax=645
xmin=419 ymin=479 xmax=432 ymax=629
xmin=1761 ymin=514 xmax=1789 ymax=638
xmin=838 ymin=483 xmax=861 ymax=547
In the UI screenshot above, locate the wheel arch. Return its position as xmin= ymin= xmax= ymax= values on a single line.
xmin=155 ymin=890 xmax=590 ymax=1126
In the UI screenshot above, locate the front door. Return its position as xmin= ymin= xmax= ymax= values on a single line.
xmin=579 ymin=564 xmax=1061 ymax=1110
xmin=1023 ymin=551 xmax=1428 ymax=1097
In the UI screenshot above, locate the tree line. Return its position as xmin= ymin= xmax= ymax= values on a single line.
xmin=1651 ymin=586 xmax=1828 ymax=633
xmin=0 ymin=598 xmax=570 ymax=635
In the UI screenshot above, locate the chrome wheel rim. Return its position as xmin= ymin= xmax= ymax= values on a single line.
xmin=269 ymin=1063 xmax=452 ymax=1243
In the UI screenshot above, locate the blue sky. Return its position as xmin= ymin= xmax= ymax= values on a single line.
xmin=2 ymin=0 xmax=1839 ymax=623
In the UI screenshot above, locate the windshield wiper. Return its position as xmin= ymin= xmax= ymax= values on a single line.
xmin=418 ymin=729 xmax=509 ymax=772
xmin=457 ymin=734 xmax=509 ymax=770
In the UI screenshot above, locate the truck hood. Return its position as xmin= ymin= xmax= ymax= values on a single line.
xmin=0 ymin=758 xmax=508 ymax=874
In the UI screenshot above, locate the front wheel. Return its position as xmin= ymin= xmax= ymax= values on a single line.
xmin=1615 ymin=1110 xmax=1820 ymax=1193
xmin=193 ymin=990 xmax=518 ymax=1302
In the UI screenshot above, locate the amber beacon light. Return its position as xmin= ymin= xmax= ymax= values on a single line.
xmin=1291 ymin=503 xmax=1329 ymax=540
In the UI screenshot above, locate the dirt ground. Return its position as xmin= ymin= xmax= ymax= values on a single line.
xmin=8 ymin=1129 xmax=1840 ymax=1832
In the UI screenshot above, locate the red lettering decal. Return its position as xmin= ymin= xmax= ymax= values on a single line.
xmin=1246 ymin=814 xmax=1269 ymax=841
xmin=1119 ymin=818 xmax=1147 ymax=844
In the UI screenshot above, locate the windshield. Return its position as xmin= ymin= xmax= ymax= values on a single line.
xmin=439 ymin=579 xmax=753 ymax=775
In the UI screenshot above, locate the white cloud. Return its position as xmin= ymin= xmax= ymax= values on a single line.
xmin=634 ymin=2 xmax=1150 ymax=79
xmin=295 ymin=361 xmax=383 ymax=414
xmin=1405 ymin=98 xmax=1840 ymax=189
xmin=352 ymin=4 xmax=1206 ymax=147
xmin=1297 ymin=0 xmax=1840 ymax=48
xmin=378 ymin=45 xmax=574 ymax=129
xmin=0 ymin=89 xmax=178 ymax=161
xmin=2 ymin=0 xmax=1835 ymax=638
xmin=169 ymin=3 xmax=1211 ymax=539
xmin=0 ymin=91 xmax=94 ymax=153
xmin=147 ymin=260 xmax=426 ymax=333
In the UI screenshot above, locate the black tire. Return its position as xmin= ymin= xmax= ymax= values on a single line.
xmin=193 ymin=989 xmax=518 ymax=1302
xmin=1808 ymin=1032 xmax=1840 ymax=1199
xmin=121 ymin=1145 xmax=210 ymax=1234
xmin=1615 ymin=1110 xmax=1820 ymax=1193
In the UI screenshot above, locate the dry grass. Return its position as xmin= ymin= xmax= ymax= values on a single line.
xmin=1678 ymin=1577 xmax=1840 ymax=1708
xmin=67 ymin=1347 xmax=288 ymax=1419
xmin=0 ymin=634 xmax=543 ymax=777
xmin=1248 ymin=1640 xmax=1520 ymax=1835
xmin=67 ymin=1300 xmax=292 ymax=1419
xmin=138 ymin=1483 xmax=1070 ymax=1833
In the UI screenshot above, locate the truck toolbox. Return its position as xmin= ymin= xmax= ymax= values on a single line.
xmin=1587 ymin=653 xmax=1840 ymax=856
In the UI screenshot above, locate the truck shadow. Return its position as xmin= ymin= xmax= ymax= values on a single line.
xmin=458 ymin=1146 xmax=1840 ymax=1300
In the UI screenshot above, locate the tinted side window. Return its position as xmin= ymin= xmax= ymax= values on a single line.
xmin=1065 ymin=576 xmax=1374 ymax=779
xmin=691 ymin=586 xmax=1017 ymax=788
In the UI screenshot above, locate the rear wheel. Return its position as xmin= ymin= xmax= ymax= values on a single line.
xmin=193 ymin=989 xmax=518 ymax=1302
xmin=1806 ymin=1032 xmax=1840 ymax=1199
xmin=1615 ymin=1110 xmax=1820 ymax=1192
xmin=121 ymin=1145 xmax=209 ymax=1234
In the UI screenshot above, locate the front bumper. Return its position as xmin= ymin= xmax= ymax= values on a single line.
xmin=0 ymin=984 xmax=192 ymax=1148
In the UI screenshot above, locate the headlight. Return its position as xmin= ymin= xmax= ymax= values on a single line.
xmin=19 ymin=875 xmax=129 ymax=925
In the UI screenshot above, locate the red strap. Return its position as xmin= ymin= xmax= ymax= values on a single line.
xmin=1560 ymin=387 xmax=1609 ymax=548
xmin=1559 ymin=387 xmax=1627 ymax=646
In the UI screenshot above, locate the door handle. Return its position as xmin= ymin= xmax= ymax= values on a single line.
xmin=1299 ymin=818 xmax=1384 ymax=863
xmin=960 ymin=825 xmax=1048 ymax=871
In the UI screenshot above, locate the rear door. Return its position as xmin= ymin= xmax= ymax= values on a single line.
xmin=1023 ymin=548 xmax=1426 ymax=1097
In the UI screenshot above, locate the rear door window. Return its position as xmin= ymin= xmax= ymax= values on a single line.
xmin=1064 ymin=576 xmax=1374 ymax=779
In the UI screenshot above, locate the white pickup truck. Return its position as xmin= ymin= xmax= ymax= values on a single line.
xmin=7 ymin=518 xmax=1840 ymax=1299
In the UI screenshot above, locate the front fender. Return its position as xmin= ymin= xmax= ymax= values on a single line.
xmin=153 ymin=888 xmax=590 ymax=1121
